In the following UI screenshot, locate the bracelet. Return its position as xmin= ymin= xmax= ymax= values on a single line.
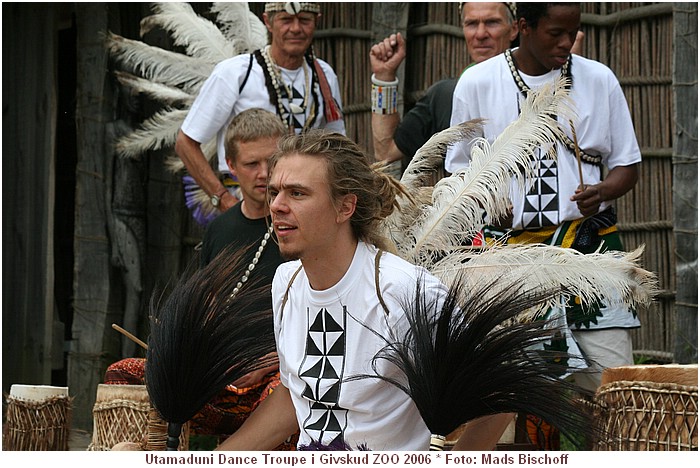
xmin=371 ymin=73 xmax=399 ymax=87
xmin=371 ymin=83 xmax=398 ymax=114
xmin=215 ymin=187 xmax=229 ymax=198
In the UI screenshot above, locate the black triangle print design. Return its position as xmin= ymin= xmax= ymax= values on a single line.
xmin=311 ymin=401 xmax=340 ymax=410
xmin=543 ymin=196 xmax=559 ymax=212
xmin=300 ymin=358 xmax=324 ymax=378
xmin=542 ymin=168 xmax=556 ymax=178
xmin=521 ymin=211 xmax=537 ymax=227
xmin=306 ymin=412 xmax=331 ymax=431
xmin=321 ymin=358 xmax=340 ymax=379
xmin=323 ymin=411 xmax=342 ymax=432
xmin=309 ymin=309 xmax=326 ymax=332
xmin=328 ymin=433 xmax=345 ymax=447
xmin=322 ymin=310 xmax=344 ymax=332
xmin=525 ymin=214 xmax=543 ymax=229
xmin=523 ymin=197 xmax=538 ymax=213
xmin=319 ymin=380 xmax=341 ymax=403
xmin=321 ymin=359 xmax=339 ymax=380
xmin=540 ymin=180 xmax=557 ymax=195
xmin=291 ymin=114 xmax=303 ymax=130
xmin=541 ymin=212 xmax=558 ymax=227
xmin=292 ymin=86 xmax=303 ymax=99
xmin=328 ymin=332 xmax=345 ymax=355
xmin=302 ymin=383 xmax=316 ymax=401
xmin=306 ymin=334 xmax=323 ymax=356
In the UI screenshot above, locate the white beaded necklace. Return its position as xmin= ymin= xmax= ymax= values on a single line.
xmin=260 ymin=45 xmax=315 ymax=132
xmin=230 ymin=224 xmax=274 ymax=299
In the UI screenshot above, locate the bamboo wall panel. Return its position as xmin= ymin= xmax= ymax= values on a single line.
xmin=582 ymin=3 xmax=675 ymax=358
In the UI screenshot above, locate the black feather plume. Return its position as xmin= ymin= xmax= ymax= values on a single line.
xmin=351 ymin=274 xmax=599 ymax=450
xmin=145 ymin=244 xmax=278 ymax=448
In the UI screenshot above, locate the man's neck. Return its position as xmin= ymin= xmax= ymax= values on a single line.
xmin=240 ymin=199 xmax=268 ymax=220
xmin=302 ymin=237 xmax=358 ymax=291
xmin=269 ymin=46 xmax=305 ymax=70
xmin=512 ymin=48 xmax=556 ymax=76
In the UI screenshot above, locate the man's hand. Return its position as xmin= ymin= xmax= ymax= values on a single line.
xmin=231 ymin=364 xmax=278 ymax=389
xmin=571 ymin=184 xmax=603 ymax=218
xmin=570 ymin=164 xmax=638 ymax=218
xmin=369 ymin=32 xmax=406 ymax=82
xmin=491 ymin=203 xmax=514 ymax=230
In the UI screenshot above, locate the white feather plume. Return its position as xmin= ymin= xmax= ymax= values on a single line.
xmin=164 ymin=139 xmax=218 ymax=173
xmin=382 ymin=120 xmax=484 ymax=254
xmin=402 ymin=76 xmax=574 ymax=265
xmin=141 ymin=3 xmax=234 ymax=63
xmin=400 ymin=119 xmax=485 ymax=194
xmin=106 ymin=32 xmax=212 ymax=93
xmin=210 ymin=2 xmax=268 ymax=53
xmin=114 ymin=71 xmax=194 ymax=106
xmin=116 ymin=108 xmax=189 ymax=159
xmin=106 ymin=3 xmax=263 ymax=166
xmin=430 ymin=244 xmax=658 ymax=318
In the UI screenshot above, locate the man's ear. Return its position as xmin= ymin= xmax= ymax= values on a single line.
xmin=226 ymin=158 xmax=237 ymax=178
xmin=263 ymin=12 xmax=273 ymax=32
xmin=509 ymin=21 xmax=519 ymax=42
xmin=336 ymin=193 xmax=357 ymax=223
xmin=517 ymin=17 xmax=529 ymax=36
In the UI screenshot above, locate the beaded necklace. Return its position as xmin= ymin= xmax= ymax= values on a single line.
xmin=230 ymin=224 xmax=274 ymax=299
xmin=260 ymin=46 xmax=316 ymax=133
xmin=504 ymin=49 xmax=601 ymax=165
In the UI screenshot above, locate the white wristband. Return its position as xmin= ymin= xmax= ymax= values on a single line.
xmin=371 ymin=73 xmax=399 ymax=87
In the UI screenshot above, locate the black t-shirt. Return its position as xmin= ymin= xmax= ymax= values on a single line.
xmin=200 ymin=203 xmax=284 ymax=293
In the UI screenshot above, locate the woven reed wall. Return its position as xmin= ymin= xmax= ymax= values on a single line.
xmin=201 ymin=3 xmax=680 ymax=359
xmin=578 ymin=3 xmax=676 ymax=361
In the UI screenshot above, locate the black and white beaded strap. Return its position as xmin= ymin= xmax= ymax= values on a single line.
xmin=504 ymin=49 xmax=602 ymax=166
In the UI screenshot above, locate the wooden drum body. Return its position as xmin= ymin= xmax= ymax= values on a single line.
xmin=593 ymin=364 xmax=698 ymax=451
xmin=3 ymin=384 xmax=71 ymax=450
xmin=89 ymin=384 xmax=188 ymax=451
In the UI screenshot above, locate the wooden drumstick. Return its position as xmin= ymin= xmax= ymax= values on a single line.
xmin=569 ymin=120 xmax=585 ymax=191
xmin=112 ymin=323 xmax=148 ymax=350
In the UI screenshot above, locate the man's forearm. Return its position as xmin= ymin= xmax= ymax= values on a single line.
xmin=452 ymin=413 xmax=516 ymax=451
xmin=597 ymin=163 xmax=639 ymax=201
xmin=175 ymin=130 xmax=238 ymax=211
xmin=216 ymin=384 xmax=298 ymax=451
xmin=371 ymin=112 xmax=404 ymax=163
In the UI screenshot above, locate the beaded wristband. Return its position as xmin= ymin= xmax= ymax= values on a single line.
xmin=371 ymin=83 xmax=398 ymax=114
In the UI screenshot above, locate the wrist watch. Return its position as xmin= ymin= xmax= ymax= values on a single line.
xmin=211 ymin=188 xmax=228 ymax=208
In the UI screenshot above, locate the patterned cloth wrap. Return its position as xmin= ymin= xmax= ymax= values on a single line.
xmin=104 ymin=358 xmax=298 ymax=449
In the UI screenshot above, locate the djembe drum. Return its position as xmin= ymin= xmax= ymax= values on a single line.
xmin=88 ymin=384 xmax=188 ymax=450
xmin=593 ymin=364 xmax=698 ymax=451
xmin=3 ymin=384 xmax=71 ymax=450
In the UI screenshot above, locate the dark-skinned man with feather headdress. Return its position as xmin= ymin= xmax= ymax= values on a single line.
xmin=446 ymin=2 xmax=641 ymax=402
xmin=175 ymin=2 xmax=344 ymax=216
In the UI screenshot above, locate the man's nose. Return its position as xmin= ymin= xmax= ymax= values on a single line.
xmin=289 ymin=17 xmax=302 ymax=32
xmin=475 ymin=22 xmax=489 ymax=38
